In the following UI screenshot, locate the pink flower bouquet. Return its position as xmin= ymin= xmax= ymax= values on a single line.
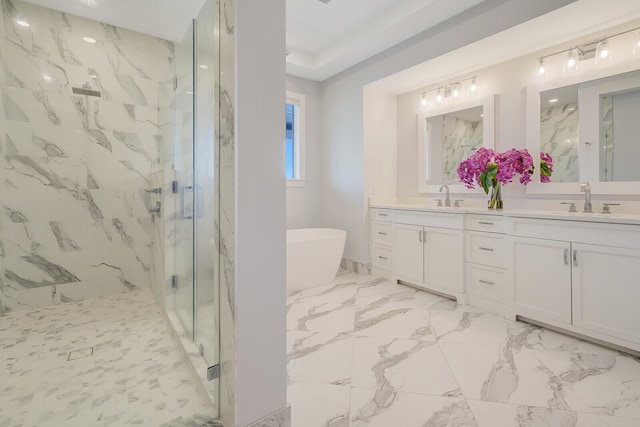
xmin=457 ymin=148 xmax=553 ymax=194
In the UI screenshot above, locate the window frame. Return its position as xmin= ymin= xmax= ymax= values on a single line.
xmin=286 ymin=91 xmax=306 ymax=186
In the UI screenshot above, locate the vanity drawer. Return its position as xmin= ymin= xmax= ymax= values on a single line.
xmin=466 ymin=264 xmax=505 ymax=303
xmin=372 ymin=222 xmax=392 ymax=246
xmin=372 ymin=245 xmax=392 ymax=271
xmin=372 ymin=209 xmax=393 ymax=222
xmin=466 ymin=231 xmax=508 ymax=268
xmin=466 ymin=214 xmax=505 ymax=233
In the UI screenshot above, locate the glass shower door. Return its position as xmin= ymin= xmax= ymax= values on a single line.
xmin=173 ymin=22 xmax=196 ymax=338
xmin=158 ymin=1 xmax=219 ymax=415
xmin=194 ymin=0 xmax=220 ymax=370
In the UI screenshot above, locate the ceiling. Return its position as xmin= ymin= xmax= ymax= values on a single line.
xmin=286 ymin=0 xmax=487 ymax=81
xmin=22 ymin=0 xmax=205 ymax=42
xmin=25 ymin=0 xmax=488 ymax=81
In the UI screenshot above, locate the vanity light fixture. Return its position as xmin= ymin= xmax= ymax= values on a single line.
xmin=417 ymin=76 xmax=478 ymax=107
xmin=536 ymin=26 xmax=640 ymax=76
xmin=83 ymin=36 xmax=96 ymax=44
xmin=16 ymin=19 xmax=30 ymax=28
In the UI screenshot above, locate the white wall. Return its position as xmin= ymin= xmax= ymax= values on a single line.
xmin=320 ymin=0 xmax=577 ymax=263
xmin=235 ymin=0 xmax=287 ymax=425
xmin=286 ymin=74 xmax=323 ymax=229
xmin=396 ymin=21 xmax=640 ymax=198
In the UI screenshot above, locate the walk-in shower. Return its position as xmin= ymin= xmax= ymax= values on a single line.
xmin=0 ymin=0 xmax=222 ymax=421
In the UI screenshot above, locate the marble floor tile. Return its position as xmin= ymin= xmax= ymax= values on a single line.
xmin=351 ymin=336 xmax=460 ymax=397
xmin=0 ymin=289 xmax=215 ymax=427
xmin=288 ymin=274 xmax=640 ymax=426
xmin=287 ymin=382 xmax=351 ymax=427
xmin=349 ymin=388 xmax=478 ymax=427
xmin=599 ymin=414 xmax=640 ymax=426
xmin=288 ymin=330 xmax=354 ymax=386
xmin=355 ymin=304 xmax=436 ymax=341
xmin=532 ymin=350 xmax=640 ymax=419
xmin=439 ymin=342 xmax=593 ymax=411
xmin=467 ymin=400 xmax=608 ymax=427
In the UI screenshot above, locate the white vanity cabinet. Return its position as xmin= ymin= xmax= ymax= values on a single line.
xmin=370 ymin=209 xmax=393 ymax=275
xmin=391 ymin=211 xmax=465 ymax=302
xmin=465 ymin=214 xmax=508 ymax=312
xmin=510 ymin=217 xmax=640 ymax=351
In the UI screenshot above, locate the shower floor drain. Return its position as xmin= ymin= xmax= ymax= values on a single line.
xmin=68 ymin=347 xmax=94 ymax=361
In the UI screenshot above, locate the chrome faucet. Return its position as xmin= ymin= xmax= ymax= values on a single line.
xmin=439 ymin=184 xmax=450 ymax=207
xmin=580 ymin=182 xmax=592 ymax=213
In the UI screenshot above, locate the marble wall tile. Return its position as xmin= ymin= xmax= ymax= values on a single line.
xmin=0 ymin=0 xmax=174 ymax=312
xmin=218 ymin=0 xmax=236 ymax=425
xmin=540 ymin=103 xmax=579 ymax=183
xmin=442 ymin=116 xmax=483 ymax=181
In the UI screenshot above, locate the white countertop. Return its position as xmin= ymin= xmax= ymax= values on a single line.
xmin=370 ymin=203 xmax=640 ymax=225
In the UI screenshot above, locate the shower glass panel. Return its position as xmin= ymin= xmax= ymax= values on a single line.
xmin=173 ymin=22 xmax=196 ymax=339
xmin=158 ymin=0 xmax=220 ymax=415
xmin=194 ymin=0 xmax=220 ymax=369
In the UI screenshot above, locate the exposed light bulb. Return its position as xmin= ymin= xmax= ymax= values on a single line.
xmin=598 ymin=40 xmax=609 ymax=59
xmin=83 ymin=36 xmax=96 ymax=44
xmin=420 ymin=95 xmax=427 ymax=106
xmin=595 ymin=39 xmax=612 ymax=65
xmin=452 ymin=84 xmax=460 ymax=98
xmin=436 ymin=88 xmax=443 ymax=103
xmin=566 ymin=49 xmax=577 ymax=68
xmin=470 ymin=78 xmax=477 ymax=92
xmin=537 ymin=58 xmax=546 ymax=75
xmin=16 ymin=19 xmax=30 ymax=28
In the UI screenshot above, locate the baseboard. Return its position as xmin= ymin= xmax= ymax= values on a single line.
xmin=340 ymin=258 xmax=372 ymax=275
xmin=245 ymin=405 xmax=290 ymax=427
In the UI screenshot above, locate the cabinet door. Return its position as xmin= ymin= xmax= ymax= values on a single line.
xmin=512 ymin=236 xmax=571 ymax=324
xmin=424 ymin=227 xmax=464 ymax=292
xmin=392 ymin=223 xmax=424 ymax=284
xmin=572 ymin=243 xmax=640 ymax=344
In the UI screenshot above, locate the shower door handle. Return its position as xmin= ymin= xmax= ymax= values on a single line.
xmin=180 ymin=185 xmax=195 ymax=219
xmin=180 ymin=185 xmax=203 ymax=219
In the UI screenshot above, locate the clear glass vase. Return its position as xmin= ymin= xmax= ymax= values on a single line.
xmin=488 ymin=181 xmax=503 ymax=210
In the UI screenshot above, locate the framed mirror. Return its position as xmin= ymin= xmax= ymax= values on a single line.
xmin=526 ymin=66 xmax=640 ymax=195
xmin=418 ymin=95 xmax=495 ymax=193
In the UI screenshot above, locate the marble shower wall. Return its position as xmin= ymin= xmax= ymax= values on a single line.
xmin=218 ymin=0 xmax=236 ymax=425
xmin=0 ymin=0 xmax=174 ymax=312
xmin=441 ymin=116 xmax=483 ymax=181
xmin=540 ymin=103 xmax=579 ymax=183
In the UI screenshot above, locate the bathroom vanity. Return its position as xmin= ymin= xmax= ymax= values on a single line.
xmin=370 ymin=205 xmax=640 ymax=353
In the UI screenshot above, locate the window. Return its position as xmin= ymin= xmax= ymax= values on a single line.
xmin=286 ymin=91 xmax=305 ymax=185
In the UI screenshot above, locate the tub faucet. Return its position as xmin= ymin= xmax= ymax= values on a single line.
xmin=580 ymin=182 xmax=592 ymax=213
xmin=439 ymin=184 xmax=450 ymax=207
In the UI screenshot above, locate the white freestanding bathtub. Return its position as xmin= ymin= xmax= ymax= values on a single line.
xmin=286 ymin=228 xmax=346 ymax=293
